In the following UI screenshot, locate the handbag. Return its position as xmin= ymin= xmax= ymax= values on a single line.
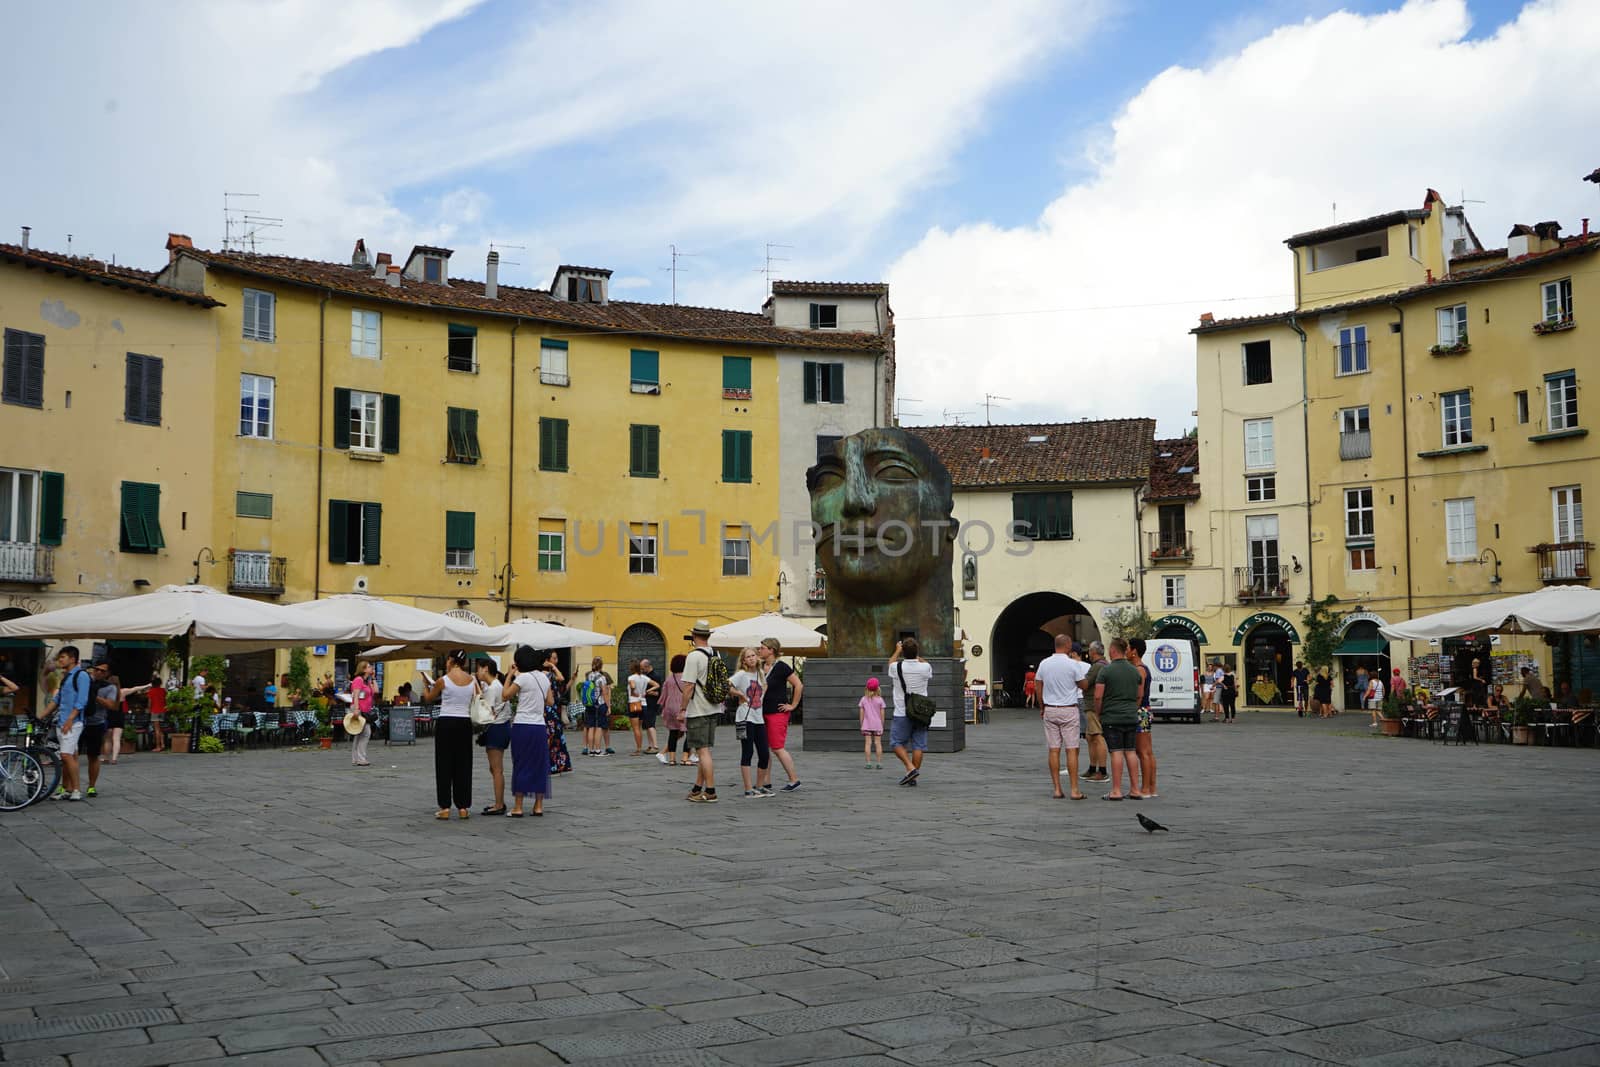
xmin=897 ymin=662 xmax=937 ymax=728
xmin=469 ymin=687 xmax=496 ymax=727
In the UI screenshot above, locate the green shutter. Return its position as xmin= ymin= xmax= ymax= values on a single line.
xmin=445 ymin=510 xmax=475 ymax=552
xmin=332 ymin=387 xmax=350 ymax=449
xmin=121 ymin=483 xmax=148 ymax=551
xmin=802 ymin=361 xmax=817 ymax=404
xmin=1060 ymin=491 xmax=1073 ymax=539
xmin=646 ymin=426 xmax=660 ymax=476
xmin=328 ymin=500 xmax=348 ymax=563
xmin=739 ymin=431 xmax=752 ymax=482
xmin=539 ymin=417 xmax=554 ymax=470
xmin=447 ymin=407 xmax=469 ymax=462
xmin=362 ymin=502 xmax=382 ymax=564
xmin=722 ymin=356 xmax=751 ymax=393
xmin=142 ymin=484 xmax=164 ymax=549
xmin=554 ymin=418 xmax=568 ymax=471
xmin=124 ymin=354 xmax=142 ymax=423
xmin=630 ymin=424 xmax=659 ymax=476
xmin=829 ymin=363 xmax=844 ymax=403
xmin=721 ymin=430 xmax=734 ymax=481
xmin=630 ymin=348 xmax=658 ymax=385
xmin=722 ymin=430 xmax=751 ymax=483
xmin=464 ymin=408 xmax=480 ymax=462
xmin=142 ymin=356 xmax=163 ymax=425
xmin=381 ymin=394 xmax=400 ymax=454
xmin=629 ymin=425 xmax=642 ymax=475
xmin=39 ymin=471 xmax=64 ymax=545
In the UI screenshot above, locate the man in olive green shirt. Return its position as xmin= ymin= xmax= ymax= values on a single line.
xmin=1080 ymin=642 xmax=1108 ymax=782
xmin=1094 ymin=637 xmax=1144 ymax=801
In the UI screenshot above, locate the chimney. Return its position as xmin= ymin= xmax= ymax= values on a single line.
xmin=165 ymin=232 xmax=193 ymax=264
xmin=485 ymin=250 xmax=499 ymax=300
xmin=980 ymin=446 xmax=992 ymax=461
xmin=19 ymin=226 xmax=29 ymax=251
xmin=1425 ymin=268 xmax=1434 ymax=284
xmin=350 ymin=238 xmax=369 ymax=269
xmin=373 ymin=252 xmax=391 ymax=279
xmin=1534 ymin=221 xmax=1563 ymax=252
xmin=1584 ymin=218 xmax=1591 ymax=237
xmin=1507 ymin=224 xmax=1534 ymax=259
xmin=386 ymin=264 xmax=402 ymax=288
xmin=1199 ymin=311 xmax=1215 ymax=326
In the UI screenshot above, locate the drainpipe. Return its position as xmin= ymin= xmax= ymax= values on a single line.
xmin=1389 ymin=300 xmax=1415 ymax=623
xmin=314 ymin=291 xmax=330 ymax=599
xmin=1285 ymin=315 xmax=1313 ymax=611
xmin=1134 ymin=485 xmax=1146 ymax=610
xmin=506 ymin=320 xmax=520 ymax=622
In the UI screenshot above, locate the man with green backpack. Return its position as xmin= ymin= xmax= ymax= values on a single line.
xmin=680 ymin=620 xmax=728 ymax=803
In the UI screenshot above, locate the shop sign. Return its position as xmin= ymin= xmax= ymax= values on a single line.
xmin=1151 ymin=615 xmax=1207 ymax=643
xmin=1231 ymin=612 xmax=1302 ymax=645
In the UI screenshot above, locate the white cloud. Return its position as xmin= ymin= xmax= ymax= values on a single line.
xmin=886 ymin=0 xmax=1600 ymax=435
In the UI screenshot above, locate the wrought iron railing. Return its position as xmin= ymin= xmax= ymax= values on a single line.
xmin=1235 ymin=565 xmax=1288 ymax=603
xmin=1339 ymin=430 xmax=1372 ymax=460
xmin=1531 ymin=541 xmax=1593 ymax=584
xmin=0 ymin=542 xmax=53 ymax=584
xmin=1147 ymin=530 xmax=1193 ymax=561
xmin=229 ymin=551 xmax=286 ymax=595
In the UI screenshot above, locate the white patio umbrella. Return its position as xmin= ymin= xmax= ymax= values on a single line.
xmin=293 ymin=594 xmax=503 ymax=648
xmin=708 ymin=613 xmax=826 ymax=651
xmin=487 ymin=619 xmax=616 ymax=649
xmin=1379 ymin=586 xmax=1600 ymax=641
xmin=0 ymin=584 xmax=368 ymax=654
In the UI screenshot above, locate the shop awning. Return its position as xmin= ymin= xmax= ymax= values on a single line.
xmin=1333 ymin=636 xmax=1387 ymax=656
xmin=106 ymin=640 xmax=166 ymax=650
xmin=0 ymin=638 xmax=43 ymax=650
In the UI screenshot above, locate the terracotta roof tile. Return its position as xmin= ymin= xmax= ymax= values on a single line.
xmin=1147 ymin=437 xmax=1200 ymax=501
xmin=910 ymin=419 xmax=1155 ymax=489
xmin=0 ymin=243 xmax=221 ymax=307
xmin=182 ymin=249 xmax=884 ymax=351
xmin=770 ymin=280 xmax=888 ymax=296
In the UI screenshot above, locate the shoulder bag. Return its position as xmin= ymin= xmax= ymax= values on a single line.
xmin=897 ymin=662 xmax=937 ymax=728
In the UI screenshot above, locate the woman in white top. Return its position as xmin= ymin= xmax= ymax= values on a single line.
xmin=729 ymin=647 xmax=768 ymax=798
xmin=422 ymin=650 xmax=479 ymax=820
xmin=505 ymin=646 xmax=554 ymax=817
xmin=475 ymin=659 xmax=511 ymax=815
xmin=625 ymin=663 xmax=659 ymax=756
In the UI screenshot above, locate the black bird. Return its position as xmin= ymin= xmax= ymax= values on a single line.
xmin=1137 ymin=813 xmax=1168 ymax=833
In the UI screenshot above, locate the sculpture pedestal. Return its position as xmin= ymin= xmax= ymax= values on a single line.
xmin=801 ymin=657 xmax=966 ymax=753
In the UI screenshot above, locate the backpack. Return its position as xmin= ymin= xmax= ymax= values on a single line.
xmin=579 ymin=673 xmax=607 ymax=710
xmin=693 ymin=648 xmax=731 ymax=704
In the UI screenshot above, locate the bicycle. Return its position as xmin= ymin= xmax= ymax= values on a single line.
xmin=0 ymin=747 xmax=45 ymax=811
xmin=6 ymin=717 xmax=61 ymax=804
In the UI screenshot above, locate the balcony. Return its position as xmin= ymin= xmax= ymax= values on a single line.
xmin=1339 ymin=430 xmax=1372 ymax=460
xmin=0 ymin=541 xmax=53 ymax=584
xmin=1531 ymin=541 xmax=1592 ymax=584
xmin=806 ymin=568 xmax=827 ymax=603
xmin=1533 ymin=315 xmax=1576 ymax=336
xmin=1147 ymin=530 xmax=1193 ymax=563
xmin=1235 ymin=566 xmax=1289 ymax=604
xmin=229 ymin=551 xmax=286 ymax=595
xmin=539 ymin=369 xmax=570 ymax=387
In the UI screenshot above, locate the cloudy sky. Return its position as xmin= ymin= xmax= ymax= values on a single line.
xmin=5 ymin=0 xmax=1598 ymax=433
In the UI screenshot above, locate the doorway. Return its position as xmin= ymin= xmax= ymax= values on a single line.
xmin=990 ymin=592 xmax=1101 ymax=705
xmin=1242 ymin=622 xmax=1292 ymax=705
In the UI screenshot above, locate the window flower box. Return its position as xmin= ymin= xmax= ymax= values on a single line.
xmin=1533 ymin=317 xmax=1576 ymax=335
xmin=1429 ymin=340 xmax=1470 ymax=355
xmin=722 ymin=387 xmax=752 ymax=400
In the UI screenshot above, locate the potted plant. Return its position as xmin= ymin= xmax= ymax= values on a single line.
xmin=164 ymin=686 xmax=197 ymax=753
xmin=1378 ymin=692 xmax=1404 ymax=736
xmin=1533 ymin=315 xmax=1576 ymax=335
xmin=1429 ymin=333 xmax=1470 ymax=355
xmin=316 ymin=722 xmax=334 ymax=750
xmin=1508 ymin=692 xmax=1537 ymax=745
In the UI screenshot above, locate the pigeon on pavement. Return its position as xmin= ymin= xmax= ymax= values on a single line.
xmin=1137 ymin=813 xmax=1168 ymax=833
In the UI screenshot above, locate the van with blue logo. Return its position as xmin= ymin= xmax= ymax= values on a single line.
xmin=1147 ymin=641 xmax=1200 ymax=722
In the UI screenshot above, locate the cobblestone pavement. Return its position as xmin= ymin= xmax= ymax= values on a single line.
xmin=3 ymin=710 xmax=1599 ymax=1065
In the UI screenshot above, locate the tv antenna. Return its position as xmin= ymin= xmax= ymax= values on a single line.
xmin=943 ymin=408 xmax=972 ymax=425
xmin=489 ymin=241 xmax=526 ymax=268
xmin=1457 ymin=189 xmax=1487 ymax=208
xmin=894 ymin=396 xmax=921 ymax=425
xmin=223 ymin=192 xmax=282 ymax=253
xmin=983 ymin=394 xmax=1010 ymax=424
xmin=659 ymin=243 xmax=699 ymax=304
xmin=754 ymin=242 xmax=793 ymax=294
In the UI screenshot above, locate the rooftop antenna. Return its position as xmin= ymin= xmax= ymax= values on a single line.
xmin=943 ymin=408 xmax=971 ymax=426
xmin=754 ymin=242 xmax=793 ymax=295
xmin=983 ymin=394 xmax=1010 ymax=424
xmin=66 ymin=233 xmax=72 ymax=255
xmin=1331 ymin=201 xmax=1336 ymax=224
xmin=894 ymin=396 xmax=921 ymax=426
xmin=489 ymin=241 xmax=526 ymax=271
xmin=659 ymin=243 xmax=699 ymax=305
xmin=1457 ymin=189 xmax=1487 ymax=208
xmin=223 ymin=192 xmax=282 ymax=253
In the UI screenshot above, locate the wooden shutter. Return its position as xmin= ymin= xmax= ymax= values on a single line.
xmin=2 ymin=330 xmax=22 ymax=402
xmin=144 ymin=356 xmax=163 ymax=424
xmin=125 ymin=355 xmax=143 ymax=423
xmin=539 ymin=417 xmax=554 ymax=470
xmin=721 ymin=430 xmax=734 ymax=481
xmin=23 ymin=332 xmax=43 ymax=407
xmin=332 ymin=387 xmax=350 ymax=449
xmin=553 ymin=419 xmax=567 ymax=471
xmin=464 ymin=408 xmax=480 ymax=462
xmin=802 ymin=361 xmax=817 ymax=404
xmin=142 ymin=483 xmax=164 ymax=549
xmin=722 ymin=356 xmax=751 ymax=392
xmin=809 ymin=303 xmax=820 ymax=329
xmin=39 ymin=471 xmax=64 ymax=545
xmin=739 ymin=432 xmax=752 ymax=482
xmin=121 ymin=483 xmax=146 ymax=551
xmin=829 ymin=363 xmax=844 ymax=403
xmin=629 ymin=425 xmax=642 ymax=474
xmin=447 ymin=407 xmax=465 ymax=461
xmin=445 ymin=511 xmax=475 ymax=552
xmin=646 ymin=426 xmax=659 ymax=475
xmin=381 ymin=394 xmax=400 ymax=454
xmin=327 ymin=500 xmax=348 ymax=563
xmin=362 ymin=502 xmax=382 ymax=564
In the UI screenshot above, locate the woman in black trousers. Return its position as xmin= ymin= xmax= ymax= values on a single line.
xmin=423 ymin=650 xmax=479 ymax=820
xmin=1220 ymin=670 xmax=1239 ymax=722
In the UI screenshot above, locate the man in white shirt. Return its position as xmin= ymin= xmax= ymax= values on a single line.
xmin=889 ymin=638 xmax=935 ymax=786
xmin=1035 ymin=634 xmax=1089 ymax=799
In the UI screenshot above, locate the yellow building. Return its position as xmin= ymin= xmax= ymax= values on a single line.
xmin=157 ymin=237 xmax=889 ymax=689
xmin=0 ymin=239 xmax=221 ymax=702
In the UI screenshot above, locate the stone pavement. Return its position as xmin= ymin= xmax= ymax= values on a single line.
xmin=3 ymin=711 xmax=1599 ymax=1066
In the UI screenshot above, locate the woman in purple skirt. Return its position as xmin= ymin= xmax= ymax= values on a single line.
xmin=505 ymin=646 xmax=553 ymax=817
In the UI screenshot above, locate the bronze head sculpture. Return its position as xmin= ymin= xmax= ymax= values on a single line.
xmin=808 ymin=427 xmax=956 ymax=657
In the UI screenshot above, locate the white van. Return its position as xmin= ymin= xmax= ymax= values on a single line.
xmin=1146 ymin=640 xmax=1200 ymax=722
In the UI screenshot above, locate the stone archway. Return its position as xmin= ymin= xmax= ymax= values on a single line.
xmin=990 ymin=592 xmax=1101 ymax=705
xmin=617 ymin=623 xmax=666 ymax=677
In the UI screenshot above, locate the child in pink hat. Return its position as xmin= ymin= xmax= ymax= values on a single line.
xmin=859 ymin=678 xmax=885 ymax=769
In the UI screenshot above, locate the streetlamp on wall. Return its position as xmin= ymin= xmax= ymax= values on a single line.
xmin=192 ymin=546 xmax=217 ymax=586
xmin=493 ymin=563 xmax=515 ymax=622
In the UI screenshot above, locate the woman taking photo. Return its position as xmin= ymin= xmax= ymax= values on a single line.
xmin=476 ymin=658 xmax=510 ymax=815
xmin=422 ymin=650 xmax=478 ymax=820
xmin=506 ymin=646 xmax=554 ymax=817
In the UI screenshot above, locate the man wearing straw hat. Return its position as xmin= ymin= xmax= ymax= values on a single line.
xmin=681 ymin=621 xmax=722 ymax=803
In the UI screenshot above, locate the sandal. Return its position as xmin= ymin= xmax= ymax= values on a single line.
xmin=435 ymin=810 xmax=451 ymax=820
xmin=507 ymin=810 xmax=524 ymax=818
xmin=1070 ymin=793 xmax=1087 ymax=800
xmin=1128 ymin=793 xmax=1147 ymax=800
xmin=1103 ymin=794 xmax=1123 ymax=801
xmin=457 ymin=809 xmax=470 ymax=820
xmin=482 ymin=805 xmax=507 ymax=815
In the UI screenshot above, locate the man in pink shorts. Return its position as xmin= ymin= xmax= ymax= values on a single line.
xmin=1034 ymin=634 xmax=1089 ymax=799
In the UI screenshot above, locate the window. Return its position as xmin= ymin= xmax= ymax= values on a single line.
xmin=1246 ymin=514 xmax=1279 ymax=584
xmin=1246 ymin=474 xmax=1276 ymax=503
xmin=0 ymin=469 xmax=38 ymax=544
xmin=1340 ymin=406 xmax=1370 ymax=434
xmin=444 ymin=511 xmax=475 ymax=570
xmin=1339 ymin=405 xmax=1371 ymax=460
xmin=722 ymin=430 xmax=753 ymax=483
xmin=722 ymin=356 xmax=752 ymax=399
xmin=722 ymin=526 xmax=750 ymax=577
xmin=809 ymin=303 xmax=838 ymax=329
xmin=2 ymin=328 xmax=44 ymax=408
xmin=816 ymin=434 xmax=842 ymax=462
xmin=123 ymin=353 xmax=163 ymax=426
xmin=1547 ymin=371 xmax=1578 ymax=430
xmin=567 ymin=276 xmax=603 ymax=302
xmin=1516 ymin=390 xmax=1530 ymax=424
xmin=1337 ymin=325 xmax=1368 ymax=375
xmin=537 ymin=521 xmax=565 ymax=573
xmin=239 ymin=374 xmax=274 ymax=439
xmin=540 ymin=339 xmax=569 ymax=386
xmin=1349 ymin=546 xmax=1377 ymax=571
xmin=446 ymin=407 xmax=481 ymax=464
xmin=539 ymin=417 xmax=569 ymax=472
xmin=1441 ymin=390 xmax=1473 ymax=446
xmin=1157 ymin=503 xmax=1186 ymax=552
xmin=1162 ymin=575 xmax=1186 ymax=609
xmin=630 ymin=349 xmax=660 ymax=394
xmin=1409 ymin=225 xmax=1420 ymax=259
xmin=1437 ymin=304 xmax=1468 ymax=346
xmin=1445 ymin=497 xmax=1477 ymax=560
xmin=629 ymin=424 xmax=660 ymax=477
xmin=350 ymin=309 xmax=381 ymax=358
xmin=447 ymin=324 xmax=477 ymax=373
xmin=242 ymin=289 xmax=275 ymax=341
xmin=333 ymin=389 xmax=398 ymax=454
xmin=424 ymin=256 xmax=444 ymax=284
xmin=236 ymin=491 xmax=272 ymax=519
xmin=1242 ymin=340 xmax=1272 ymax=385
xmin=1345 ymin=487 xmax=1374 ymax=541
xmin=1243 ymin=418 xmax=1274 ymax=470
xmin=1553 ymin=486 xmax=1584 ymax=543
xmin=1542 ymin=278 xmax=1574 ymax=324
xmin=328 ymin=500 xmax=382 ymax=564
xmin=118 ymin=481 xmax=164 ymax=554
xmin=802 ymin=361 xmax=845 ymax=404
xmin=628 ymin=522 xmax=658 ymax=575
xmin=1011 ymin=492 xmax=1073 ymax=541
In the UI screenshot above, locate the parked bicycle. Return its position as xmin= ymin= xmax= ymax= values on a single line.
xmin=0 ymin=746 xmax=45 ymax=810
xmin=2 ymin=716 xmax=61 ymax=806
